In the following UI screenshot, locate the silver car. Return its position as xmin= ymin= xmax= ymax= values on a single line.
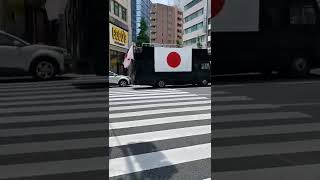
xmin=109 ymin=71 xmax=130 ymax=87
xmin=0 ymin=31 xmax=71 ymax=80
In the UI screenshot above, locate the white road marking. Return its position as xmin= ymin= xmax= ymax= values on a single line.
xmin=0 ymin=157 xmax=106 ymax=179
xmin=215 ymin=123 xmax=320 ymax=138
xmin=109 ymin=94 xmax=200 ymax=101
xmin=109 ymin=143 xmax=211 ymax=177
xmin=110 ymin=100 xmax=211 ymax=111
xmin=109 ymin=114 xmax=211 ymax=129
xmin=109 ymin=91 xmax=189 ymax=98
xmin=214 ymin=112 xmax=311 ymax=123
xmin=109 ymin=106 xmax=211 ymax=119
xmin=0 ymin=138 xmax=105 ymax=155
xmin=109 ymin=96 xmax=208 ymax=106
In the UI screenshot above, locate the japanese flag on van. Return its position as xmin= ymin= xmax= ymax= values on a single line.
xmin=154 ymin=47 xmax=192 ymax=72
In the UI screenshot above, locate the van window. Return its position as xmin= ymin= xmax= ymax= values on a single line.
xmin=290 ymin=3 xmax=317 ymax=24
xmin=201 ymin=63 xmax=210 ymax=70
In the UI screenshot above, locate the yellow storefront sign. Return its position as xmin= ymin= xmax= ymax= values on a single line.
xmin=109 ymin=23 xmax=129 ymax=49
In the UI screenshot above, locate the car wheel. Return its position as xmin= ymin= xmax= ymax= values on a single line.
xmin=33 ymin=60 xmax=57 ymax=80
xmin=119 ymin=80 xmax=128 ymax=87
xmin=157 ymin=80 xmax=166 ymax=88
xmin=290 ymin=57 xmax=310 ymax=77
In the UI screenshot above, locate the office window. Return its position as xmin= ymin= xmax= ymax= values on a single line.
xmin=122 ymin=8 xmax=127 ymax=21
xmin=114 ymin=2 xmax=119 ymax=17
xmin=184 ymin=22 xmax=203 ymax=34
xmin=185 ymin=8 xmax=204 ymax=23
xmin=184 ymin=0 xmax=202 ymax=11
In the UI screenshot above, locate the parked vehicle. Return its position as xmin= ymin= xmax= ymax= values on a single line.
xmin=0 ymin=31 xmax=72 ymax=80
xmin=109 ymin=71 xmax=131 ymax=87
xmin=129 ymin=46 xmax=211 ymax=88
xmin=212 ymin=0 xmax=320 ymax=77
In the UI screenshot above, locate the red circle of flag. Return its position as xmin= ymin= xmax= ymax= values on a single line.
xmin=212 ymin=0 xmax=225 ymax=17
xmin=167 ymin=52 xmax=181 ymax=68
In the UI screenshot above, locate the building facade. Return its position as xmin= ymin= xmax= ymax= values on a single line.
xmin=182 ymin=0 xmax=208 ymax=48
xmin=109 ymin=0 xmax=131 ymax=75
xmin=150 ymin=3 xmax=183 ymax=45
xmin=207 ymin=0 xmax=211 ymax=54
xmin=131 ymin=0 xmax=151 ymax=43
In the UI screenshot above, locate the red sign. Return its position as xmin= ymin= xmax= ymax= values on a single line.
xmin=212 ymin=0 xmax=225 ymax=17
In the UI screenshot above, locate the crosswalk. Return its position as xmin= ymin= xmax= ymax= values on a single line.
xmin=109 ymin=88 xmax=212 ymax=180
xmin=212 ymin=88 xmax=319 ymax=180
xmin=0 ymin=75 xmax=107 ymax=179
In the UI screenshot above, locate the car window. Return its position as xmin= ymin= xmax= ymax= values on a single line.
xmin=0 ymin=34 xmax=15 ymax=46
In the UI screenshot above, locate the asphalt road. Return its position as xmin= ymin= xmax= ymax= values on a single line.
xmin=0 ymin=74 xmax=107 ymax=180
xmin=213 ymin=72 xmax=320 ymax=180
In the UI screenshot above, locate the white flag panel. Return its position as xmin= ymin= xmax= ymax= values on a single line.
xmin=154 ymin=47 xmax=192 ymax=72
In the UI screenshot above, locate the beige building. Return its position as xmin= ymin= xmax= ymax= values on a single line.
xmin=150 ymin=3 xmax=183 ymax=45
xmin=109 ymin=0 xmax=131 ymax=75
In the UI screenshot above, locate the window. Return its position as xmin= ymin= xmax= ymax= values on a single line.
xmin=114 ymin=2 xmax=119 ymax=16
xmin=184 ymin=22 xmax=203 ymax=34
xmin=0 ymin=34 xmax=15 ymax=46
xmin=184 ymin=8 xmax=204 ymax=23
xmin=122 ymin=8 xmax=127 ymax=21
xmin=290 ymin=4 xmax=316 ymax=24
xmin=201 ymin=63 xmax=210 ymax=70
xmin=184 ymin=0 xmax=202 ymax=11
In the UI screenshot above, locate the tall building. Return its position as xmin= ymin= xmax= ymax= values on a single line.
xmin=131 ymin=0 xmax=152 ymax=43
xmin=207 ymin=0 xmax=211 ymax=54
xmin=109 ymin=0 xmax=131 ymax=75
xmin=182 ymin=0 xmax=208 ymax=48
xmin=150 ymin=3 xmax=183 ymax=45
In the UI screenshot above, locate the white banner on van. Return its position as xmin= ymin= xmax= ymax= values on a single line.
xmin=212 ymin=0 xmax=260 ymax=32
xmin=154 ymin=47 xmax=192 ymax=72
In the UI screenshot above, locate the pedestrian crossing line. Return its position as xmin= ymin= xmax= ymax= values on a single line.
xmin=0 ymin=97 xmax=106 ymax=107
xmin=0 ymin=157 xmax=106 ymax=179
xmin=0 ymin=112 xmax=105 ymax=124
xmin=110 ymin=100 xmax=211 ymax=111
xmin=109 ymin=91 xmax=181 ymax=96
xmin=215 ymin=139 xmax=320 ymax=159
xmin=109 ymin=94 xmax=199 ymax=102
xmin=214 ymin=104 xmax=279 ymax=112
xmin=109 ymin=91 xmax=190 ymax=98
xmin=0 ymin=123 xmax=106 ymax=137
xmin=109 ymin=143 xmax=211 ymax=177
xmin=214 ymin=163 xmax=320 ymax=180
xmin=0 ymin=91 xmax=106 ymax=101
xmin=0 ymin=88 xmax=104 ymax=97
xmin=109 ymin=89 xmax=180 ymax=93
xmin=0 ymin=138 xmax=105 ymax=156
xmin=109 ymin=125 xmax=210 ymax=147
xmin=214 ymin=96 xmax=252 ymax=102
xmin=109 ymin=96 xmax=208 ymax=106
xmin=214 ymin=112 xmax=311 ymax=123
xmin=203 ymin=178 xmax=211 ymax=180
xmin=0 ymin=103 xmax=106 ymax=114
xmin=215 ymin=122 xmax=320 ymax=139
xmin=109 ymin=114 xmax=211 ymax=129
xmin=0 ymin=78 xmax=107 ymax=89
xmin=109 ymin=106 xmax=211 ymax=119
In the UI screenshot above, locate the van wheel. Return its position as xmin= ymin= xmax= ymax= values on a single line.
xmin=200 ymin=80 xmax=209 ymax=86
xmin=119 ymin=80 xmax=128 ymax=87
xmin=290 ymin=57 xmax=310 ymax=77
xmin=157 ymin=80 xmax=166 ymax=88
xmin=32 ymin=60 xmax=57 ymax=80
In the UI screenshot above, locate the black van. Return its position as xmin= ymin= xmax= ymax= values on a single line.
xmin=129 ymin=47 xmax=211 ymax=88
xmin=213 ymin=0 xmax=320 ymax=77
